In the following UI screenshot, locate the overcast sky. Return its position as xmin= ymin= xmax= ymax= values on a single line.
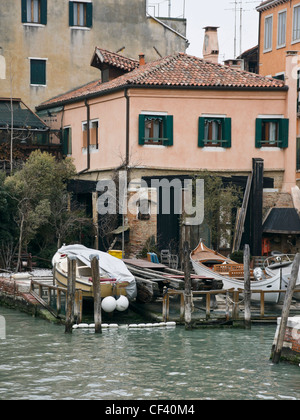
xmin=152 ymin=0 xmax=260 ymax=62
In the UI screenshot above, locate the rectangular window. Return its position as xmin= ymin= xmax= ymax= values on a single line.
xmin=293 ymin=5 xmax=300 ymax=42
xmin=198 ymin=117 xmax=231 ymax=148
xmin=297 ymin=138 xmax=300 ymax=171
xmin=30 ymin=59 xmax=46 ymax=85
xmin=22 ymin=0 xmax=47 ymax=25
xmin=69 ymin=1 xmax=93 ymax=28
xmin=82 ymin=120 xmax=99 ymax=149
xmin=277 ymin=10 xmax=286 ymax=48
xmin=264 ymin=15 xmax=273 ymax=51
xmin=255 ymin=118 xmax=289 ymax=148
xmin=63 ymin=127 xmax=72 ymax=155
xmin=139 ymin=114 xmax=173 ymax=146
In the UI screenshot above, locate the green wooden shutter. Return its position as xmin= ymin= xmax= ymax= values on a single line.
xmin=41 ymin=0 xmax=47 ymax=25
xmin=62 ymin=128 xmax=69 ymax=155
xmin=223 ymin=117 xmax=232 ymax=148
xmin=86 ymin=2 xmax=93 ymax=27
xmin=21 ymin=0 xmax=27 ymax=23
xmin=198 ymin=117 xmax=205 ymax=147
xmin=138 ymin=115 xmax=145 ymax=145
xmin=69 ymin=1 xmax=74 ymax=26
xmin=164 ymin=115 xmax=173 ymax=146
xmin=279 ymin=118 xmax=289 ymax=148
xmin=255 ymin=118 xmax=262 ymax=148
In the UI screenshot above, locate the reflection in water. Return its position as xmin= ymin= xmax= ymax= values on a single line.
xmin=0 ymin=307 xmax=299 ymax=400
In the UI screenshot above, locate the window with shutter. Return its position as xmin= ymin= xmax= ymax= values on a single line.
xmin=255 ymin=118 xmax=289 ymax=148
xmin=63 ymin=127 xmax=72 ymax=156
xmin=139 ymin=114 xmax=173 ymax=146
xmin=198 ymin=116 xmax=231 ymax=148
xmin=30 ymin=59 xmax=46 ymax=85
xmin=22 ymin=0 xmax=47 ymax=25
xmin=69 ymin=1 xmax=93 ymax=28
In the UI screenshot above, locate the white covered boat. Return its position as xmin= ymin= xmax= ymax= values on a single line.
xmin=52 ymin=244 xmax=137 ymax=300
xmin=264 ymin=254 xmax=300 ymax=300
xmin=190 ymin=239 xmax=286 ymax=303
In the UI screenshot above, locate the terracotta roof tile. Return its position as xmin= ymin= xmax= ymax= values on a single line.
xmin=91 ymin=47 xmax=139 ymax=72
xmin=38 ymin=52 xmax=286 ymax=109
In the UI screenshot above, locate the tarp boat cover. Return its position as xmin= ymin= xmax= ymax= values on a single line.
xmin=53 ymin=244 xmax=137 ymax=300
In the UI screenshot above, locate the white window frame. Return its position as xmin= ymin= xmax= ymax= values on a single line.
xmin=264 ymin=14 xmax=273 ymax=52
xmin=81 ymin=119 xmax=99 ymax=153
xmin=292 ymin=3 xmax=300 ymax=44
xmin=277 ymin=9 xmax=287 ymax=49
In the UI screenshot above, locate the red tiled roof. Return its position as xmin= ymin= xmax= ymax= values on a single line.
xmin=38 ymin=52 xmax=286 ymax=109
xmin=256 ymin=0 xmax=289 ymax=12
xmin=91 ymin=47 xmax=139 ymax=72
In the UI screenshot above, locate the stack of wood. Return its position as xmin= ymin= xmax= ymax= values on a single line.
xmin=123 ymin=259 xmax=223 ymax=303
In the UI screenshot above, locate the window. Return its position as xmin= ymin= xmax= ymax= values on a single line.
xmin=255 ymin=118 xmax=289 ymax=148
xmin=198 ymin=117 xmax=231 ymax=148
xmin=264 ymin=15 xmax=273 ymax=51
xmin=293 ymin=4 xmax=300 ymax=42
xmin=21 ymin=0 xmax=47 ymax=25
xmin=63 ymin=127 xmax=72 ymax=155
xmin=137 ymin=199 xmax=151 ymax=220
xmin=138 ymin=114 xmax=173 ymax=146
xmin=297 ymin=138 xmax=300 ymax=171
xmin=30 ymin=59 xmax=46 ymax=85
xmin=277 ymin=10 xmax=286 ymax=48
xmin=82 ymin=119 xmax=99 ymax=149
xmin=69 ymin=1 xmax=93 ymax=28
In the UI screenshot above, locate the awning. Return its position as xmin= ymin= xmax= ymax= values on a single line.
xmin=263 ymin=208 xmax=300 ymax=234
xmin=110 ymin=225 xmax=130 ymax=235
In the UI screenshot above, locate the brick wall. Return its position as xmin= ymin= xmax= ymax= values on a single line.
xmin=126 ymin=187 xmax=157 ymax=257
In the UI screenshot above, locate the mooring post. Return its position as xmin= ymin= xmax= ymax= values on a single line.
xmin=184 ymin=241 xmax=192 ymax=330
xmin=90 ymin=254 xmax=102 ymax=334
xmin=65 ymin=256 xmax=76 ymax=334
xmin=272 ymin=253 xmax=300 ymax=364
xmin=244 ymin=244 xmax=251 ymax=329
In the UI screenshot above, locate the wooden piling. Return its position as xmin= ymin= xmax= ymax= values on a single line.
xmin=243 ymin=245 xmax=251 ymax=329
xmin=65 ymin=256 xmax=76 ymax=334
xmin=183 ymin=241 xmax=192 ymax=329
xmin=90 ymin=254 xmax=102 ymax=334
xmin=272 ymin=253 xmax=300 ymax=364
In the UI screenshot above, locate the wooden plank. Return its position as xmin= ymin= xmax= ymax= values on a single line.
xmin=123 ymin=258 xmax=166 ymax=270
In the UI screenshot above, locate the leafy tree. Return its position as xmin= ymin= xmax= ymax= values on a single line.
xmin=195 ymin=171 xmax=242 ymax=251
xmin=4 ymin=150 xmax=91 ymax=270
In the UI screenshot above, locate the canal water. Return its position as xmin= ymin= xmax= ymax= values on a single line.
xmin=0 ymin=307 xmax=299 ymax=400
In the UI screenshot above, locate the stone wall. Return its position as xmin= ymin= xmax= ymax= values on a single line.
xmin=272 ymin=317 xmax=300 ymax=364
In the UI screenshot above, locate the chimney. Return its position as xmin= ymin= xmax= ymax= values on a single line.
xmin=203 ymin=26 xmax=219 ymax=64
xmin=139 ymin=53 xmax=145 ymax=66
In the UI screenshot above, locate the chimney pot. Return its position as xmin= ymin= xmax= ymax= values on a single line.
xmin=139 ymin=53 xmax=145 ymax=66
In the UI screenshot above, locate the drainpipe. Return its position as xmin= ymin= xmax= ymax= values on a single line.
xmin=78 ymin=98 xmax=91 ymax=174
xmin=124 ymin=88 xmax=130 ymax=168
xmin=122 ymin=88 xmax=130 ymax=257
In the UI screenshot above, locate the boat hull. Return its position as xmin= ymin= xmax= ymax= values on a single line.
xmin=191 ymin=257 xmax=281 ymax=303
xmin=54 ymin=268 xmax=128 ymax=299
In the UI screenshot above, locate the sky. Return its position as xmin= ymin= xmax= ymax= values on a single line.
xmin=150 ymin=0 xmax=260 ymax=62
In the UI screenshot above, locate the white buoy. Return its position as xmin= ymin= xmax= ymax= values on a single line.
xmin=78 ymin=323 xmax=89 ymax=328
xmin=101 ymin=296 xmax=117 ymax=313
xmin=166 ymin=321 xmax=176 ymax=327
xmin=101 ymin=324 xmax=109 ymax=328
xmin=108 ymin=324 xmax=118 ymax=328
xmin=115 ymin=295 xmax=129 ymax=312
xmin=129 ymin=324 xmax=138 ymax=328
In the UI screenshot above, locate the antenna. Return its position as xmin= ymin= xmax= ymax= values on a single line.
xmin=225 ymin=0 xmax=250 ymax=57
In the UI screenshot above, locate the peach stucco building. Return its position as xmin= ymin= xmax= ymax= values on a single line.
xmin=36 ymin=48 xmax=297 ymax=255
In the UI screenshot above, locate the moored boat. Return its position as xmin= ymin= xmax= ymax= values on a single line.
xmin=52 ymin=244 xmax=137 ymax=300
xmin=264 ymin=254 xmax=300 ymax=300
xmin=190 ymin=239 xmax=286 ymax=303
